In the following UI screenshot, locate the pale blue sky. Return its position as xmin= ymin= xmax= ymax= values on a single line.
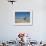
xmin=15 ymin=12 xmax=30 ymax=19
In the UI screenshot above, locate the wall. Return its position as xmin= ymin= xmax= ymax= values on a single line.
xmin=0 ymin=0 xmax=46 ymax=42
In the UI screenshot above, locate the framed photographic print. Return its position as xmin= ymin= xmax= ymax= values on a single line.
xmin=15 ymin=10 xmax=33 ymax=26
